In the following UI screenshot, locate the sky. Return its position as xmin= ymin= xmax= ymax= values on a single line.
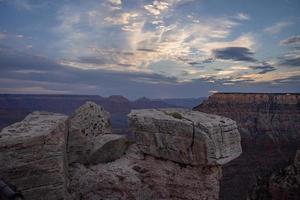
xmin=0 ymin=0 xmax=299 ymax=99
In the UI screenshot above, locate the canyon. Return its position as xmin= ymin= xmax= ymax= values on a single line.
xmin=194 ymin=93 xmax=300 ymax=200
xmin=0 ymin=94 xmax=204 ymax=134
xmin=0 ymin=102 xmax=241 ymax=200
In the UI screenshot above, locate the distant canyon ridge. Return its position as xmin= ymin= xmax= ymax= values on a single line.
xmin=0 ymin=94 xmax=205 ymax=132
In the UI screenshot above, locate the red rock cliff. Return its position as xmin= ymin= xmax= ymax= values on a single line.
xmin=194 ymin=93 xmax=300 ymax=200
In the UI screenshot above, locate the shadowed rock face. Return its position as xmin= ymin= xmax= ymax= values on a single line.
xmin=194 ymin=93 xmax=300 ymax=200
xmin=0 ymin=111 xmax=69 ymax=200
xmin=248 ymin=150 xmax=300 ymax=200
xmin=0 ymin=103 xmax=242 ymax=200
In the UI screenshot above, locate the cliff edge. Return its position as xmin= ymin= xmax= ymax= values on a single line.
xmin=194 ymin=93 xmax=300 ymax=200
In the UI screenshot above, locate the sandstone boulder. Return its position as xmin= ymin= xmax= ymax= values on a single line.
xmin=0 ymin=111 xmax=68 ymax=200
xmin=88 ymin=134 xmax=129 ymax=165
xmin=128 ymin=108 xmax=242 ymax=166
xmin=67 ymin=101 xmax=112 ymax=164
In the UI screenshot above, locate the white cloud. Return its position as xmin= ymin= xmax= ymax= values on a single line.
xmin=144 ymin=0 xmax=187 ymax=15
xmin=16 ymin=34 xmax=24 ymax=38
xmin=105 ymin=12 xmax=139 ymax=25
xmin=264 ymin=21 xmax=292 ymax=35
xmin=108 ymin=0 xmax=122 ymax=6
xmin=53 ymin=0 xmax=259 ymax=83
xmin=236 ymin=13 xmax=250 ymax=21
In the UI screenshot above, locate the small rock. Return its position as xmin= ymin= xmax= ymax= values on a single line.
xmin=88 ymin=134 xmax=129 ymax=165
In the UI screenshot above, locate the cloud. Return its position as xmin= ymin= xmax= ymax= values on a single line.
xmin=279 ymin=35 xmax=300 ymax=45
xmin=108 ymin=0 xmax=122 ymax=6
xmin=77 ymin=56 xmax=108 ymax=65
xmin=249 ymin=62 xmax=276 ymax=74
xmin=236 ymin=13 xmax=250 ymax=21
xmin=264 ymin=21 xmax=292 ymax=35
xmin=0 ymin=32 xmax=6 ymax=40
xmin=212 ymin=47 xmax=256 ymax=62
xmin=144 ymin=0 xmax=170 ymax=15
xmin=279 ymin=56 xmax=300 ymax=67
xmin=104 ymin=12 xmax=139 ymax=25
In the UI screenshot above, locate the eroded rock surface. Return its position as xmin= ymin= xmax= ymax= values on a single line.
xmin=0 ymin=111 xmax=68 ymax=200
xmin=194 ymin=93 xmax=300 ymax=200
xmin=67 ymin=101 xmax=112 ymax=164
xmin=0 ymin=104 xmax=242 ymax=200
xmin=128 ymin=108 xmax=242 ymax=166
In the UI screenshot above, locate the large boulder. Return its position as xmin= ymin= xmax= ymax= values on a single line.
xmin=0 ymin=111 xmax=69 ymax=200
xmin=128 ymin=108 xmax=242 ymax=166
xmin=67 ymin=101 xmax=112 ymax=164
xmin=88 ymin=134 xmax=129 ymax=165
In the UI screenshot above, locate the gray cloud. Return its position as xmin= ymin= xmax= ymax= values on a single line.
xmin=249 ymin=62 xmax=276 ymax=74
xmin=77 ymin=56 xmax=107 ymax=65
xmin=279 ymin=35 xmax=300 ymax=45
xmin=0 ymin=48 xmax=299 ymax=98
xmin=212 ymin=47 xmax=256 ymax=62
xmin=136 ymin=48 xmax=157 ymax=52
xmin=279 ymin=57 xmax=300 ymax=67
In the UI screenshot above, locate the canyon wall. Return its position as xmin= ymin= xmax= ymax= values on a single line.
xmin=0 ymin=102 xmax=242 ymax=200
xmin=194 ymin=93 xmax=300 ymax=200
xmin=248 ymin=150 xmax=300 ymax=200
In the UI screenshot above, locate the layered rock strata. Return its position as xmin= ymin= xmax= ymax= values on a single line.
xmin=0 ymin=102 xmax=242 ymax=200
xmin=0 ymin=111 xmax=68 ymax=200
xmin=128 ymin=108 xmax=242 ymax=166
xmin=194 ymin=93 xmax=300 ymax=200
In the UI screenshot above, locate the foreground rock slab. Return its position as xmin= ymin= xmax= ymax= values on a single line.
xmin=128 ymin=108 xmax=242 ymax=166
xmin=0 ymin=111 xmax=68 ymax=200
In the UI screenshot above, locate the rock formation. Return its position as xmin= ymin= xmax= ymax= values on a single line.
xmin=67 ymin=101 xmax=112 ymax=164
xmin=194 ymin=93 xmax=300 ymax=200
xmin=69 ymin=108 xmax=241 ymax=200
xmin=0 ymin=111 xmax=69 ymax=200
xmin=128 ymin=108 xmax=242 ymax=166
xmin=0 ymin=102 xmax=242 ymax=200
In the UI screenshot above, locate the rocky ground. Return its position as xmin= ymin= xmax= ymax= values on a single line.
xmin=0 ymin=102 xmax=241 ymax=200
